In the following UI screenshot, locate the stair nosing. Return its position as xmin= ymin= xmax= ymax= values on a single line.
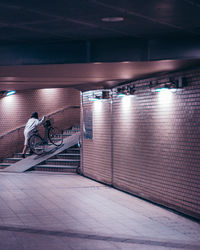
xmin=46 ymin=159 xmax=80 ymax=162
xmin=35 ymin=164 xmax=77 ymax=169
xmin=57 ymin=153 xmax=80 ymax=156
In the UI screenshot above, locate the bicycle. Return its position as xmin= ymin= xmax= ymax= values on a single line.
xmin=28 ymin=120 xmax=63 ymax=155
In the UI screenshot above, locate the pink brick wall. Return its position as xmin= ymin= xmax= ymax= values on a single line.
xmin=0 ymin=88 xmax=80 ymax=134
xmin=82 ymin=67 xmax=200 ymax=220
xmin=81 ymin=91 xmax=112 ymax=184
xmin=0 ymin=88 xmax=80 ymax=160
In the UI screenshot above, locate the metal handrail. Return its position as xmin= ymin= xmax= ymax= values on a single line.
xmin=0 ymin=105 xmax=80 ymax=139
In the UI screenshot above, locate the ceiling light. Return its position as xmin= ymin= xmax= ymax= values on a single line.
xmin=101 ymin=17 xmax=124 ymax=22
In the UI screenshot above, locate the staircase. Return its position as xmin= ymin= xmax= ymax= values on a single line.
xmin=32 ymin=146 xmax=80 ymax=173
xmin=0 ymin=127 xmax=81 ymax=173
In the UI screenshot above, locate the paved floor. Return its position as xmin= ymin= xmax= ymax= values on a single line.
xmin=0 ymin=172 xmax=199 ymax=250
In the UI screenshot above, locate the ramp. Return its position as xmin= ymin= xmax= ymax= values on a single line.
xmin=1 ymin=132 xmax=80 ymax=173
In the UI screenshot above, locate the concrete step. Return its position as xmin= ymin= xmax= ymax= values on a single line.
xmin=0 ymin=163 xmax=11 ymax=169
xmin=3 ymin=158 xmax=22 ymax=163
xmin=64 ymin=129 xmax=80 ymax=135
xmin=33 ymin=164 xmax=77 ymax=173
xmin=44 ymin=158 xmax=80 ymax=166
xmin=28 ymin=171 xmax=77 ymax=175
xmin=55 ymin=153 xmax=80 ymax=159
xmin=63 ymin=147 xmax=80 ymax=154
xmin=0 ymin=130 xmax=81 ymax=173
xmin=15 ymin=153 xmax=31 ymax=158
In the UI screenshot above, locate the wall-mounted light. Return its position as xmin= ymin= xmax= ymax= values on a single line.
xmin=129 ymin=86 xmax=135 ymax=95
xmin=150 ymin=77 xmax=187 ymax=92
xmin=0 ymin=91 xmax=6 ymax=97
xmin=102 ymin=90 xmax=110 ymax=99
xmin=117 ymin=85 xmax=135 ymax=97
xmin=89 ymin=90 xmax=110 ymax=101
xmin=6 ymin=90 xmax=16 ymax=96
xmin=0 ymin=90 xmax=16 ymax=97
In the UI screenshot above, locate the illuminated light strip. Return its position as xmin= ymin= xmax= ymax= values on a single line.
xmin=89 ymin=97 xmax=100 ymax=101
xmin=154 ymin=87 xmax=177 ymax=92
xmin=155 ymin=87 xmax=170 ymax=92
xmin=117 ymin=93 xmax=126 ymax=97
xmin=6 ymin=90 xmax=16 ymax=96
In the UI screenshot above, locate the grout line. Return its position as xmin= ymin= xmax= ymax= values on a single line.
xmin=0 ymin=225 xmax=199 ymax=248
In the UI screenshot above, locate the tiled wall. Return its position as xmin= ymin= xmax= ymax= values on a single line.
xmin=82 ymin=68 xmax=200 ymax=220
xmin=0 ymin=88 xmax=80 ymax=134
xmin=81 ymin=91 xmax=112 ymax=184
xmin=0 ymin=88 xmax=80 ymax=160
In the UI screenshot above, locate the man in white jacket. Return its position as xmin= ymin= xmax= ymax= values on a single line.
xmin=22 ymin=112 xmax=45 ymax=158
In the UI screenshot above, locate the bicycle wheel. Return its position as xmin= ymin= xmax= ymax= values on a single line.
xmin=48 ymin=127 xmax=63 ymax=146
xmin=29 ymin=134 xmax=45 ymax=155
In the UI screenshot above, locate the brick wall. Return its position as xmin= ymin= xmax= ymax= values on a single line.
xmin=82 ymin=67 xmax=200 ymax=220
xmin=0 ymin=88 xmax=80 ymax=160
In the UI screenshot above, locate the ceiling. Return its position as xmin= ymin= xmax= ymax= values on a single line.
xmin=0 ymin=59 xmax=199 ymax=91
xmin=0 ymin=0 xmax=200 ymax=91
xmin=0 ymin=0 xmax=200 ymax=43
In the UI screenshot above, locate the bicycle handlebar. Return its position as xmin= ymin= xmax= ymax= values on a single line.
xmin=43 ymin=120 xmax=51 ymax=127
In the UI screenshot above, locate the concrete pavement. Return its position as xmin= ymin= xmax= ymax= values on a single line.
xmin=0 ymin=172 xmax=199 ymax=250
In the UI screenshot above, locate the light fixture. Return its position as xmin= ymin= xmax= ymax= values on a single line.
xmin=0 ymin=91 xmax=6 ymax=97
xmin=129 ymin=86 xmax=135 ymax=95
xmin=102 ymin=90 xmax=110 ymax=99
xmin=150 ymin=77 xmax=187 ymax=92
xmin=0 ymin=90 xmax=16 ymax=97
xmin=6 ymin=90 xmax=16 ymax=96
xmin=89 ymin=94 xmax=101 ymax=101
xmin=117 ymin=85 xmax=135 ymax=96
xmin=101 ymin=17 xmax=124 ymax=22
xmin=89 ymin=90 xmax=110 ymax=101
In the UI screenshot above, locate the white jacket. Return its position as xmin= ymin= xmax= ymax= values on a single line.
xmin=24 ymin=117 xmax=44 ymax=135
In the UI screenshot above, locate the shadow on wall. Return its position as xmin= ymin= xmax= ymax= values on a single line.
xmin=0 ymin=106 xmax=80 ymax=162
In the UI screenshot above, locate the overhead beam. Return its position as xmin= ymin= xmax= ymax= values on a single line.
xmin=149 ymin=38 xmax=200 ymax=60
xmin=0 ymin=37 xmax=200 ymax=66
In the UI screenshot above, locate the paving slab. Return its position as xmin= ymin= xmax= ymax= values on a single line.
xmin=0 ymin=172 xmax=199 ymax=250
xmin=0 ymin=132 xmax=80 ymax=173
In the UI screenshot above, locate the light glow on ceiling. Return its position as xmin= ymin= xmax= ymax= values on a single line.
xmin=101 ymin=17 xmax=124 ymax=22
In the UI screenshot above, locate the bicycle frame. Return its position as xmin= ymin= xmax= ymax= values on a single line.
xmin=28 ymin=120 xmax=63 ymax=155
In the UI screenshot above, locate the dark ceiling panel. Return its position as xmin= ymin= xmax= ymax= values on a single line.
xmin=0 ymin=0 xmax=200 ymax=44
xmin=0 ymin=26 xmax=63 ymax=43
xmin=24 ymin=20 xmax=125 ymax=41
xmin=0 ymin=0 xmax=123 ymax=22
xmin=0 ymin=4 xmax=57 ymax=25
xmin=91 ymin=0 xmax=200 ymax=35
